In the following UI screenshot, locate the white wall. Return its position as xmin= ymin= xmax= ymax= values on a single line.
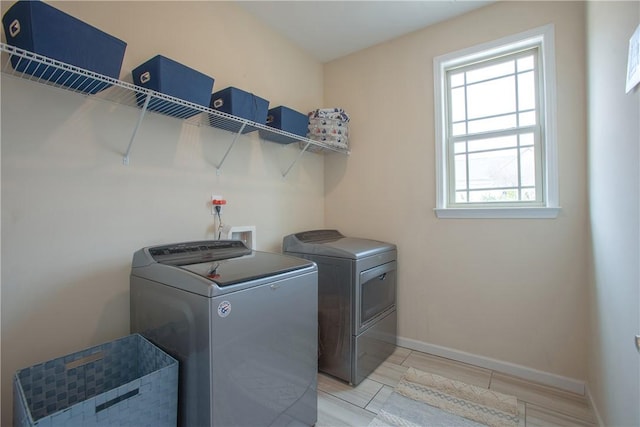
xmin=586 ymin=2 xmax=640 ymax=425
xmin=0 ymin=2 xmax=325 ymax=424
xmin=324 ymin=1 xmax=589 ymax=385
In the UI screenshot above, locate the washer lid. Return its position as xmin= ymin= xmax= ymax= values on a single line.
xmin=179 ymin=251 xmax=313 ymax=287
xmin=136 ymin=240 xmax=315 ymax=289
xmin=283 ymin=229 xmax=396 ymax=259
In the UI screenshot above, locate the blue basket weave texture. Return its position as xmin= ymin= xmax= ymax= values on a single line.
xmin=13 ymin=334 xmax=178 ymax=427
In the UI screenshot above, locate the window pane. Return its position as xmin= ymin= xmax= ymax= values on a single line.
xmin=517 ymin=71 xmax=536 ymax=111
xmin=520 ymin=132 xmax=534 ymax=147
xmin=520 ymin=147 xmax=536 ymax=187
xmin=455 ymin=154 xmax=467 ymax=190
xmin=517 ymin=55 xmax=534 ymax=72
xmin=467 ymin=135 xmax=518 ymax=152
xmin=451 ymin=87 xmax=466 ymax=122
xmin=521 ymin=187 xmax=536 ymax=201
xmin=452 ymin=122 xmax=467 ymax=136
xmin=468 ymin=189 xmax=519 ymax=203
xmin=467 ymin=76 xmax=516 ymax=120
xmin=468 ymin=149 xmax=518 ymax=189
xmin=518 ymin=111 xmax=536 ymax=126
xmin=456 ymin=191 xmax=468 ymax=203
xmin=450 ymin=72 xmax=465 ymax=87
xmin=466 ymin=60 xmax=515 ymax=84
xmin=440 ymin=42 xmax=547 ymax=209
xmin=467 ymin=114 xmax=517 ymax=133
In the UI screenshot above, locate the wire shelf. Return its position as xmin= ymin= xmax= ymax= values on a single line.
xmin=0 ymin=43 xmax=350 ymax=176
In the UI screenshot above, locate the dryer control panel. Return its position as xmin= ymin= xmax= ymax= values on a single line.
xmin=293 ymin=229 xmax=344 ymax=243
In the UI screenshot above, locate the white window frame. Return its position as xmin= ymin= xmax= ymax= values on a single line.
xmin=433 ymin=25 xmax=560 ymax=219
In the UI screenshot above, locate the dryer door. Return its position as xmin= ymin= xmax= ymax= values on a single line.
xmin=357 ymin=261 xmax=397 ymax=334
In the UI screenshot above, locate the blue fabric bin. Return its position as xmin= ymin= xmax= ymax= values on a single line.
xmin=209 ymin=87 xmax=269 ymax=133
xmin=1 ymin=0 xmax=127 ymax=94
xmin=259 ymin=106 xmax=310 ymax=144
xmin=13 ymin=334 xmax=178 ymax=427
xmin=132 ymin=55 xmax=215 ymax=119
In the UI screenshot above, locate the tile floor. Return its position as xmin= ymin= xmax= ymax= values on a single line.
xmin=316 ymin=346 xmax=597 ymax=427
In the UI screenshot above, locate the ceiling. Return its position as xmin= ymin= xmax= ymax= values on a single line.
xmin=238 ymin=1 xmax=494 ymax=63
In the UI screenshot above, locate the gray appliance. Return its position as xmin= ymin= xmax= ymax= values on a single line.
xmin=283 ymin=230 xmax=397 ymax=386
xmin=130 ymin=240 xmax=318 ymax=427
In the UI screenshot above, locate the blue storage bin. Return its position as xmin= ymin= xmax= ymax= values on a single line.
xmin=132 ymin=55 xmax=215 ymax=119
xmin=209 ymin=87 xmax=269 ymax=133
xmin=1 ymin=0 xmax=127 ymax=94
xmin=259 ymin=106 xmax=310 ymax=144
xmin=13 ymin=334 xmax=178 ymax=427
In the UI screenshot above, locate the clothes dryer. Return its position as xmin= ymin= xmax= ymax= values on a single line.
xmin=283 ymin=230 xmax=397 ymax=385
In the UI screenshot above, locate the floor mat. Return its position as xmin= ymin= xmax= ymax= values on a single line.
xmin=369 ymin=367 xmax=519 ymax=427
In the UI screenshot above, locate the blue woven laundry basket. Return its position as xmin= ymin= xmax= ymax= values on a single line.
xmin=13 ymin=334 xmax=178 ymax=427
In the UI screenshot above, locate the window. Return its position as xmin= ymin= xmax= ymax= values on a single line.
xmin=434 ymin=25 xmax=560 ymax=219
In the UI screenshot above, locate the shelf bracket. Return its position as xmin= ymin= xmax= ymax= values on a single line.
xmin=123 ymin=93 xmax=152 ymax=165
xmin=282 ymin=140 xmax=312 ymax=179
xmin=216 ymin=122 xmax=246 ymax=175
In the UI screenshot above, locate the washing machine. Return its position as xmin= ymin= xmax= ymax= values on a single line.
xmin=130 ymin=240 xmax=318 ymax=427
xmin=283 ymin=230 xmax=397 ymax=386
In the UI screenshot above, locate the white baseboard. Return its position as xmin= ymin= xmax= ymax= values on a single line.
xmin=397 ymin=336 xmax=586 ymax=395
xmin=584 ymin=383 xmax=604 ymax=427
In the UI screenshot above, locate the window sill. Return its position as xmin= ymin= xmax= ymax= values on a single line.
xmin=434 ymin=206 xmax=561 ymax=219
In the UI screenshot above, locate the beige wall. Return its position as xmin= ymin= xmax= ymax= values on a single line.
xmin=8 ymin=0 xmax=634 ymax=423
xmin=587 ymin=1 xmax=640 ymax=425
xmin=324 ymin=1 xmax=589 ymax=383
xmin=1 ymin=2 xmax=325 ymax=424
